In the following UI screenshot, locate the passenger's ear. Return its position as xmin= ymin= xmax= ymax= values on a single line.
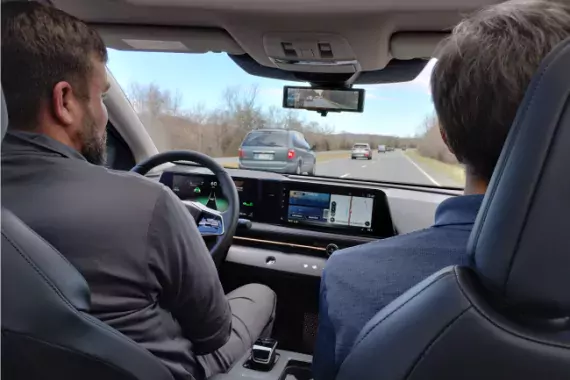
xmin=51 ymin=81 xmax=79 ymax=127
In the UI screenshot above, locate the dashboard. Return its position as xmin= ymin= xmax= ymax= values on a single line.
xmin=160 ymin=170 xmax=395 ymax=239
xmin=157 ymin=166 xmax=458 ymax=278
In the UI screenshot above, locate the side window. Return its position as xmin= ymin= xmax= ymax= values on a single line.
xmin=293 ymin=132 xmax=306 ymax=149
xmin=292 ymin=133 xmax=300 ymax=148
xmin=300 ymin=134 xmax=311 ymax=150
xmin=106 ymin=123 xmax=136 ymax=171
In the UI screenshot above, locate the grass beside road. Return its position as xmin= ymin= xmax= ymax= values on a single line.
xmin=316 ymin=151 xmax=350 ymax=162
xmin=405 ymin=149 xmax=466 ymax=185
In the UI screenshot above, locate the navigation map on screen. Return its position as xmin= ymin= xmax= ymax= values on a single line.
xmin=287 ymin=190 xmax=373 ymax=230
xmin=171 ymin=175 xmax=256 ymax=218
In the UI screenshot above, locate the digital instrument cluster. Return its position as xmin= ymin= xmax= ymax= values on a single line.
xmin=160 ymin=171 xmax=394 ymax=238
xmin=168 ymin=174 xmax=257 ymax=218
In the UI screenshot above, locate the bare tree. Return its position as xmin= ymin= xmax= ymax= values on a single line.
xmin=416 ymin=114 xmax=457 ymax=163
xmin=127 ymin=81 xmax=411 ymax=158
xmin=127 ymin=82 xmax=182 ymax=117
xmin=222 ymin=84 xmax=267 ymax=131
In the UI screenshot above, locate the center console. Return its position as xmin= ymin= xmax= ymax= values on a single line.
xmin=209 ymin=349 xmax=313 ymax=380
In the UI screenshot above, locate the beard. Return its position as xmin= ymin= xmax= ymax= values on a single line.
xmin=80 ymin=110 xmax=107 ymax=166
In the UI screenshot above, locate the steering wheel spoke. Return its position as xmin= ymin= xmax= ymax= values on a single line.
xmin=181 ymin=200 xmax=225 ymax=237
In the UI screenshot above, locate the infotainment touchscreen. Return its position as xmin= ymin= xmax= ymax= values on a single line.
xmin=287 ymin=190 xmax=374 ymax=232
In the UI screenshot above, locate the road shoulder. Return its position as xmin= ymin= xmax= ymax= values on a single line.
xmin=404 ymin=150 xmax=464 ymax=188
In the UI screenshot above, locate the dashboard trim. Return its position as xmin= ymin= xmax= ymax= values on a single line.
xmin=233 ymin=236 xmax=326 ymax=252
xmin=238 ymin=222 xmax=377 ymax=248
xmin=226 ymin=245 xmax=326 ymax=277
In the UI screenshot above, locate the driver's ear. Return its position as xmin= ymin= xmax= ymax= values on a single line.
xmin=51 ymin=81 xmax=80 ymax=127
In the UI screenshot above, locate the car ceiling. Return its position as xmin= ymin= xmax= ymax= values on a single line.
xmin=50 ymin=0 xmax=504 ymax=84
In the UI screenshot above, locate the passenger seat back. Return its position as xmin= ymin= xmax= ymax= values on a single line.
xmin=336 ymin=38 xmax=570 ymax=380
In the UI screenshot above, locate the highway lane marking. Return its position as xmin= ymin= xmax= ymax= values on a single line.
xmin=340 ymin=173 xmax=350 ymax=178
xmin=361 ymin=165 xmax=367 ymax=168
xmin=402 ymin=153 xmax=441 ymax=186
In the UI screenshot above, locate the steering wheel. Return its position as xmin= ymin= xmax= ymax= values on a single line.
xmin=130 ymin=151 xmax=240 ymax=267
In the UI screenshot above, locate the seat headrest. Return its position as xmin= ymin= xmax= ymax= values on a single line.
xmin=468 ymin=38 xmax=570 ymax=317
xmin=1 ymin=86 xmax=7 ymax=141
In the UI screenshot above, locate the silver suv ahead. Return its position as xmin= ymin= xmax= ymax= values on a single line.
xmin=351 ymin=143 xmax=372 ymax=160
xmin=238 ymin=129 xmax=316 ymax=175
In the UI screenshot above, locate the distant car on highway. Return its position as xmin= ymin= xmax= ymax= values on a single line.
xmin=238 ymin=129 xmax=316 ymax=175
xmin=386 ymin=146 xmax=395 ymax=152
xmin=377 ymin=144 xmax=386 ymax=153
xmin=351 ymin=143 xmax=372 ymax=160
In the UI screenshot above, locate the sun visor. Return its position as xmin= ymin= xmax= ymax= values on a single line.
xmin=390 ymin=32 xmax=448 ymax=60
xmin=94 ymin=25 xmax=245 ymax=54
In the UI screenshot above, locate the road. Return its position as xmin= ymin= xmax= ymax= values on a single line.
xmin=303 ymin=98 xmax=345 ymax=109
xmin=215 ymin=150 xmax=462 ymax=188
xmin=316 ymin=150 xmax=460 ymax=186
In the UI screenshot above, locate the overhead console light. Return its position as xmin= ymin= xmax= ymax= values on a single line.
xmin=318 ymin=43 xmax=334 ymax=59
xmin=271 ymin=58 xmax=359 ymax=67
xmin=270 ymin=59 xmax=358 ymax=74
xmin=281 ymin=42 xmax=298 ymax=58
xmin=264 ymin=32 xmax=359 ymax=73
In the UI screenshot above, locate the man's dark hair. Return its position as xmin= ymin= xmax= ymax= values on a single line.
xmin=431 ymin=0 xmax=570 ymax=182
xmin=1 ymin=1 xmax=108 ymax=130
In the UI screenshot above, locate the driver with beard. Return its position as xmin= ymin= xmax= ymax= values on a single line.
xmin=0 ymin=3 xmax=276 ymax=380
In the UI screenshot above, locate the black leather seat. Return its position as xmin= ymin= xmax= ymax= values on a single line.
xmin=0 ymin=87 xmax=174 ymax=379
xmin=336 ymin=38 xmax=570 ymax=380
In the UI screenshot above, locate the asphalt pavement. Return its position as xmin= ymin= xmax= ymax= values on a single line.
xmin=303 ymin=98 xmax=342 ymax=109
xmin=316 ymin=150 xmax=443 ymax=185
xmin=215 ymin=150 xmax=462 ymax=188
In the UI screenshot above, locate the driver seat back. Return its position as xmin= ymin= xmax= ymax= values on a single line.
xmin=336 ymin=38 xmax=570 ymax=380
xmin=0 ymin=85 xmax=174 ymax=380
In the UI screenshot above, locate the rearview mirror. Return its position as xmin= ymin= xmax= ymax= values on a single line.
xmin=311 ymin=144 xmax=317 ymax=151
xmin=282 ymin=86 xmax=365 ymax=114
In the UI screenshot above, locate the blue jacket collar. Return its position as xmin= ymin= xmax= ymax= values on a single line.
xmin=434 ymin=194 xmax=484 ymax=227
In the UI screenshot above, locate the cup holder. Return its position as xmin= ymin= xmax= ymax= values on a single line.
xmin=277 ymin=360 xmax=313 ymax=380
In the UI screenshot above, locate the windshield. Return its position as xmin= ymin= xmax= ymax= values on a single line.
xmin=108 ymin=51 xmax=463 ymax=188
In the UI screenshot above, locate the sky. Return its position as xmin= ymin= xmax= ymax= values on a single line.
xmin=107 ymin=49 xmax=436 ymax=137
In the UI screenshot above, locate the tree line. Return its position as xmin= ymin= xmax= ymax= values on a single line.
xmin=127 ymin=82 xmax=417 ymax=157
xmin=415 ymin=115 xmax=458 ymax=164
